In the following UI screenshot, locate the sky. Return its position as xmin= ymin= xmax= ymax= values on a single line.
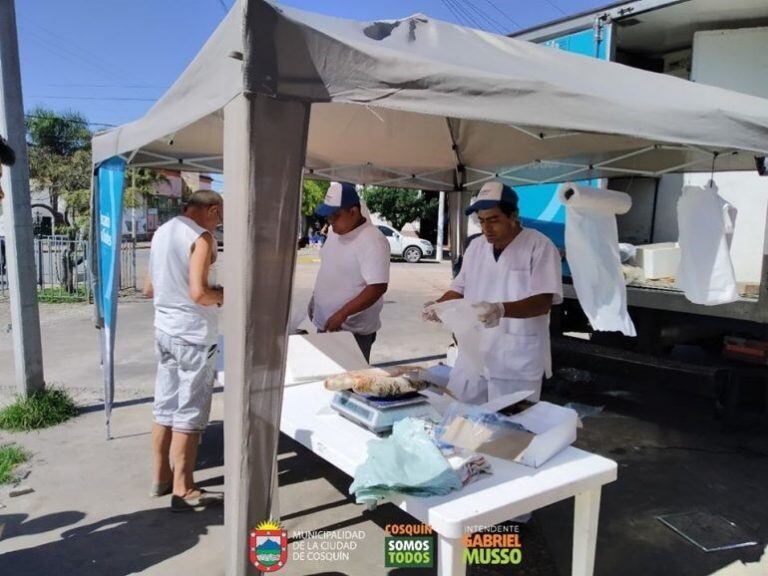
xmin=16 ymin=0 xmax=611 ymax=131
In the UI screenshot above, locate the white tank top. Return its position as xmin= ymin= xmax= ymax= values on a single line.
xmin=149 ymin=216 xmax=218 ymax=345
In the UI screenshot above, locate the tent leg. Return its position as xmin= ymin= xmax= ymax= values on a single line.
xmin=223 ymin=93 xmax=310 ymax=576
xmin=448 ymin=190 xmax=472 ymax=269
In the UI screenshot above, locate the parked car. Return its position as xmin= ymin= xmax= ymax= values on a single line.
xmin=376 ymin=224 xmax=434 ymax=263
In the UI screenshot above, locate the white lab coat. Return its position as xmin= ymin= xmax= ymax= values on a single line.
xmin=449 ymin=228 xmax=563 ymax=404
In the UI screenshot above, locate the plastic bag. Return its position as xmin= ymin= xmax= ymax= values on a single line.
xmin=433 ymin=402 xmax=530 ymax=454
xmin=428 ymin=299 xmax=486 ymax=379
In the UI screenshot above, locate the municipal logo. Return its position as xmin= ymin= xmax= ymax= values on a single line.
xmin=249 ymin=520 xmax=288 ymax=572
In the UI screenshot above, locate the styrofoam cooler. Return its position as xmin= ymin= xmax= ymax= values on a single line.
xmin=633 ymin=242 xmax=681 ymax=280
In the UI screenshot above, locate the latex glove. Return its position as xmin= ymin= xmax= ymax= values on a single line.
xmin=422 ymin=301 xmax=441 ymax=323
xmin=473 ymin=302 xmax=505 ymax=328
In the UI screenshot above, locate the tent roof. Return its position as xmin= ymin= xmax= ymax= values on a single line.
xmin=92 ymin=0 xmax=768 ymax=189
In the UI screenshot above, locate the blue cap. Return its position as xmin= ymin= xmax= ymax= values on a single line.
xmin=315 ymin=182 xmax=360 ymax=217
xmin=465 ymin=181 xmax=519 ymax=215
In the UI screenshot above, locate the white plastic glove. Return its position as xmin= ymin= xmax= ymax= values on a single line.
xmin=473 ymin=302 xmax=505 ymax=328
xmin=422 ymin=301 xmax=441 ymax=323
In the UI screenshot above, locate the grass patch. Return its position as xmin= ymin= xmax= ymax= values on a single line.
xmin=37 ymin=287 xmax=88 ymax=303
xmin=0 ymin=388 xmax=79 ymax=431
xmin=0 ymin=444 xmax=29 ymax=484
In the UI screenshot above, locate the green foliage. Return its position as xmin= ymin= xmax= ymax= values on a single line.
xmin=26 ymin=107 xmax=90 ymax=155
xmin=0 ymin=388 xmax=79 ymax=431
xmin=302 ymin=179 xmax=329 ymax=217
xmin=0 ymin=444 xmax=29 ymax=485
xmin=124 ymin=168 xmax=169 ymax=209
xmin=27 ymin=108 xmax=92 ymax=226
xmin=362 ymin=186 xmax=437 ymax=232
xmin=37 ymin=286 xmax=88 ymax=303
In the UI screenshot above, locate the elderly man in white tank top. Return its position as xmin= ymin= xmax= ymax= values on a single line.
xmin=143 ymin=190 xmax=224 ymax=512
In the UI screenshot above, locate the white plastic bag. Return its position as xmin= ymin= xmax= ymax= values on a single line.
xmin=676 ymin=183 xmax=739 ymax=305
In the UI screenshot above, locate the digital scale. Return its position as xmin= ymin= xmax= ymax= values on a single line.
xmin=330 ymin=391 xmax=441 ymax=435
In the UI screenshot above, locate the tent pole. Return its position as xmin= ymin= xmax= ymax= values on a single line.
xmin=436 ymin=190 xmax=445 ymax=262
xmin=223 ymin=93 xmax=310 ymax=576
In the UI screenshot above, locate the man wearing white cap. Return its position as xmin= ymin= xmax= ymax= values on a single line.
xmin=424 ymin=181 xmax=562 ymax=403
xmin=310 ymin=182 xmax=390 ymax=362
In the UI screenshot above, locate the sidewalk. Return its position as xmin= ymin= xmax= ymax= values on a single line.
xmin=2 ymin=258 xmax=768 ymax=575
xmin=0 ymin=392 xmax=563 ymax=576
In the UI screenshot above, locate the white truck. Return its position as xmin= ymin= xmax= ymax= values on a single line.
xmin=501 ymin=0 xmax=768 ymax=413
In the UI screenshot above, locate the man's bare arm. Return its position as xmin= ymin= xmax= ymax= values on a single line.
xmin=436 ymin=290 xmax=463 ymax=303
xmin=324 ymin=283 xmax=388 ymax=331
xmin=189 ymin=233 xmax=223 ymax=306
xmin=143 ymin=272 xmax=153 ymax=299
xmin=502 ymin=293 xmax=553 ymax=318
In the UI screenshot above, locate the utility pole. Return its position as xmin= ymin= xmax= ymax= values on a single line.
xmin=0 ymin=0 xmax=45 ymax=395
xmin=436 ymin=190 xmax=445 ymax=262
xmin=131 ymin=169 xmax=137 ymax=290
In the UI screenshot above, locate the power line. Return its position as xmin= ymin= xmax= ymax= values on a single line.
xmin=217 ymin=0 xmax=229 ymax=14
xmin=463 ymin=0 xmax=507 ymax=34
xmin=543 ymin=0 xmax=567 ymax=16
xmin=29 ymin=95 xmax=158 ymax=102
xmin=20 ymin=26 xmax=127 ymax=85
xmin=24 ymin=113 xmax=116 ymax=128
xmin=440 ymin=0 xmax=465 ymax=26
xmin=24 ymin=19 xmax=136 ymax=81
xmin=44 ymin=83 xmax=166 ymax=90
xmin=479 ymin=0 xmax=522 ymax=30
xmin=444 ymin=0 xmax=484 ymax=30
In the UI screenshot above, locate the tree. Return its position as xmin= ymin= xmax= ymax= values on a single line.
xmin=301 ymin=179 xmax=329 ymax=235
xmin=26 ymin=108 xmax=92 ymax=218
xmin=124 ymin=168 xmax=169 ymax=209
xmin=362 ymin=186 xmax=437 ymax=233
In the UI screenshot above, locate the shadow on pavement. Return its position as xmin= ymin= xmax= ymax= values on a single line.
xmin=0 ymin=505 xmax=223 ymax=575
xmin=0 ymin=510 xmax=86 ymax=540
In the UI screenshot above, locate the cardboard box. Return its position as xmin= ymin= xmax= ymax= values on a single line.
xmin=439 ymin=391 xmax=578 ymax=468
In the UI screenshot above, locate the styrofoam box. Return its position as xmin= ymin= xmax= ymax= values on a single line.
xmin=634 ymin=242 xmax=681 ymax=280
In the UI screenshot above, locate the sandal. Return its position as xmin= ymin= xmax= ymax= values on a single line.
xmin=170 ymin=488 xmax=223 ymax=513
xmin=149 ymin=480 xmax=173 ymax=498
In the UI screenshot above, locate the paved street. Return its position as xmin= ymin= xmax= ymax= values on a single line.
xmin=0 ymin=247 xmax=454 ymax=406
xmin=1 ymin=248 xmax=768 ymax=575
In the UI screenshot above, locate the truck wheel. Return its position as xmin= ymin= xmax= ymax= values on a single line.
xmin=403 ymin=246 xmax=422 ymax=263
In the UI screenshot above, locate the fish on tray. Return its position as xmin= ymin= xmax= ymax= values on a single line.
xmin=324 ymin=365 xmax=430 ymax=397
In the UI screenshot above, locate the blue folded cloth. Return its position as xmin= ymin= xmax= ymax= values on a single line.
xmin=349 ymin=418 xmax=462 ymax=506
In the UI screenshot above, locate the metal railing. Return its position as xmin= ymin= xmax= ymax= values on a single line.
xmin=0 ymin=237 xmax=137 ymax=301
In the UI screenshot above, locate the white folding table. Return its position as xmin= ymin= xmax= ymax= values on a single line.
xmin=280 ymin=379 xmax=617 ymax=576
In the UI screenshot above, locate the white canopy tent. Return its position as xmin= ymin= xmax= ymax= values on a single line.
xmin=92 ymin=0 xmax=768 ymax=186
xmin=92 ymin=1 xmax=768 ymax=574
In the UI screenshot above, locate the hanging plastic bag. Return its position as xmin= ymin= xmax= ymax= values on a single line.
xmin=676 ymin=183 xmax=739 ymax=305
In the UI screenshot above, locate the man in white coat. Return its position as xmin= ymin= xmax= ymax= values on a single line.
xmin=425 ymin=181 xmax=562 ymax=403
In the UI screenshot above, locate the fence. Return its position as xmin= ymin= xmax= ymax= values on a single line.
xmin=0 ymin=237 xmax=137 ymax=301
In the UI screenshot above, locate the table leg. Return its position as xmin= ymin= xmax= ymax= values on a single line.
xmin=438 ymin=535 xmax=465 ymax=576
xmin=572 ymin=487 xmax=602 ymax=576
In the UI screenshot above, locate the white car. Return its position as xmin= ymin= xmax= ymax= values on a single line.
xmin=376 ymin=224 xmax=434 ymax=263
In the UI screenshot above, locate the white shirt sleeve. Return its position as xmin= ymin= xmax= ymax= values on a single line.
xmin=359 ymin=232 xmax=390 ymax=285
xmin=530 ymin=235 xmax=564 ymax=305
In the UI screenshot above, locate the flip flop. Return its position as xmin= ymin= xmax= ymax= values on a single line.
xmin=170 ymin=489 xmax=223 ymax=513
xmin=149 ymin=480 xmax=173 ymax=498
